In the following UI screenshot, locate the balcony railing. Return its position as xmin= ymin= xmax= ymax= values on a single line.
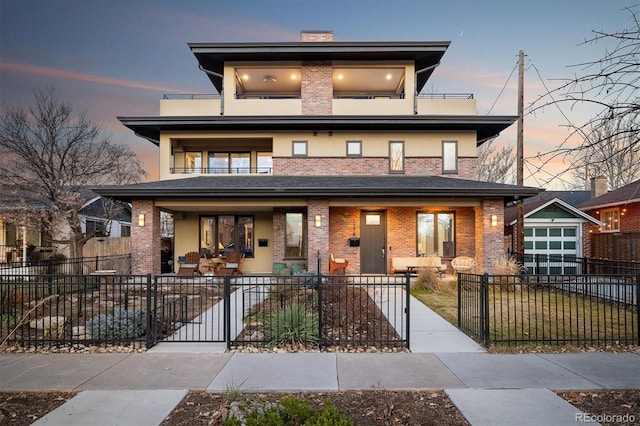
xmin=163 ymin=94 xmax=220 ymax=100
xmin=235 ymin=93 xmax=300 ymax=99
xmin=170 ymin=167 xmax=273 ymax=175
xmin=418 ymin=93 xmax=474 ymax=99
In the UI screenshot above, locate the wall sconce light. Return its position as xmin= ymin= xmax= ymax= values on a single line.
xmin=491 ymin=214 xmax=498 ymax=227
xmin=314 ymin=215 xmax=322 ymax=227
xmin=138 ymin=213 xmax=145 ymax=227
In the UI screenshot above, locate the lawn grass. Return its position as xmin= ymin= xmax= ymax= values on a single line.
xmin=412 ymin=281 xmax=638 ymax=348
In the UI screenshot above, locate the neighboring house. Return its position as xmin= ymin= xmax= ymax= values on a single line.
xmin=96 ymin=31 xmax=540 ymax=275
xmin=0 ymin=188 xmax=131 ymax=262
xmin=79 ymin=196 xmax=132 ymax=238
xmin=578 ymin=178 xmax=640 ymax=262
xmin=504 ymin=191 xmax=601 ymax=273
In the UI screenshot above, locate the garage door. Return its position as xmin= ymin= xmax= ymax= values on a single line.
xmin=524 ymin=226 xmax=579 ymax=274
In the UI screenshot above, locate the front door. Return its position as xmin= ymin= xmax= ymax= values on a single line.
xmin=360 ymin=211 xmax=387 ymax=274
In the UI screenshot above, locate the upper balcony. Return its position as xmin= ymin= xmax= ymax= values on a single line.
xmin=160 ymin=92 xmax=476 ymax=117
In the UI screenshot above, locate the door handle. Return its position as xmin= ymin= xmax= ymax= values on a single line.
xmin=381 ymin=247 xmax=385 ymax=258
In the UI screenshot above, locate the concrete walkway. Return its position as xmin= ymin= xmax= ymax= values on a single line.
xmin=0 ymin=296 xmax=637 ymax=425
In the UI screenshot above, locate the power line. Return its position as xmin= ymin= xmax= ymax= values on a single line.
xmin=487 ymin=61 xmax=518 ymax=115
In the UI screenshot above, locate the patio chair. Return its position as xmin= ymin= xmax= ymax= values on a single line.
xmin=451 ymin=256 xmax=475 ymax=274
xmin=177 ymin=251 xmax=202 ymax=277
xmin=220 ymin=250 xmax=244 ymax=276
xmin=329 ymin=253 xmax=348 ymax=274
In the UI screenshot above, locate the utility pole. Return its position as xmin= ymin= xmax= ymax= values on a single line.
xmin=516 ymin=50 xmax=525 ymax=262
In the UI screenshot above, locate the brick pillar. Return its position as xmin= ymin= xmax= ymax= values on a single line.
xmin=131 ymin=199 xmax=161 ymax=275
xmin=477 ymin=199 xmax=505 ymax=273
xmin=301 ymin=61 xmax=332 ymax=115
xmin=307 ymin=199 xmax=330 ymax=273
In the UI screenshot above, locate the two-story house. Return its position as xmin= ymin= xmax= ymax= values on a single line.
xmin=96 ymin=31 xmax=540 ymax=275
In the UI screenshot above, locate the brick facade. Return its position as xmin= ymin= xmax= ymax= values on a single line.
xmin=301 ymin=61 xmax=332 ymax=115
xmin=307 ymin=199 xmax=330 ymax=273
xmin=274 ymin=157 xmax=478 ymax=179
xmin=131 ymin=199 xmax=161 ymax=275
xmin=475 ymin=199 xmax=504 ymax=272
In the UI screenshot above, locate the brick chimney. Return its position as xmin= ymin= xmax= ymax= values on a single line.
xmin=300 ymin=31 xmax=333 ymax=115
xmin=300 ymin=30 xmax=333 ymax=42
xmin=590 ymin=176 xmax=608 ymax=198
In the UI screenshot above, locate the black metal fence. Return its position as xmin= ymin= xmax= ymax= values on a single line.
xmin=518 ymin=253 xmax=640 ymax=275
xmin=1 ymin=272 xmax=410 ymax=351
xmin=458 ymin=273 xmax=639 ymax=347
xmin=0 ymin=254 xmax=131 ymax=276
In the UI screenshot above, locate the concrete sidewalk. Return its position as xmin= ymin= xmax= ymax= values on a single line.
xmin=1 ymin=299 xmax=637 ymax=425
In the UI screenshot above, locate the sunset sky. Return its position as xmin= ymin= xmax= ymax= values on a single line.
xmin=0 ymin=1 xmax=632 ymax=188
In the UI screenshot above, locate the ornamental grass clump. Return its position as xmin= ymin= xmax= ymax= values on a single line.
xmin=491 ymin=257 xmax=526 ymax=291
xmin=264 ymin=303 xmax=319 ymax=346
xmin=412 ymin=267 xmax=443 ymax=291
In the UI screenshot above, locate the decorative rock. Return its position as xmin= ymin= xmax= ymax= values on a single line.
xmin=29 ymin=316 xmax=66 ymax=330
xmin=72 ymin=326 xmax=88 ymax=339
xmin=249 ymin=331 xmax=264 ymax=341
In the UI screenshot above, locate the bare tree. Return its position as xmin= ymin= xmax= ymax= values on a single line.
xmin=478 ymin=138 xmax=516 ymax=184
xmin=571 ymin=112 xmax=640 ymax=190
xmin=0 ymin=88 xmax=146 ymax=260
xmin=530 ymin=5 xmax=640 ymax=182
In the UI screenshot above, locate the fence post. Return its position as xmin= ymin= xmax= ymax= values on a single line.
xmin=405 ymin=271 xmax=411 ymax=350
xmin=224 ymin=275 xmax=231 ymax=351
xmin=145 ymin=273 xmax=154 ymax=349
xmin=457 ymin=273 xmax=462 ymax=328
xmin=637 ymin=274 xmax=640 ymax=346
xmin=481 ymin=273 xmax=490 ymax=347
xmin=317 ymin=269 xmax=323 ymax=349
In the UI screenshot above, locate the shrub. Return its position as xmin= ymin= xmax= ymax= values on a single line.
xmin=86 ymin=308 xmax=146 ymax=340
xmin=491 ymin=256 xmax=525 ymax=291
xmin=264 ymin=303 xmax=319 ymax=346
xmin=412 ymin=268 xmax=443 ymax=291
xmin=225 ymin=396 xmax=352 ymax=426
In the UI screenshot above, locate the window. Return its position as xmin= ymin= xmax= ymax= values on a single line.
xmin=346 ymin=140 xmax=362 ymax=157
xmin=601 ymin=208 xmax=620 ymax=231
xmin=185 ymin=152 xmax=202 ymax=173
xmin=120 ymin=225 xmax=131 ymax=237
xmin=292 ymin=141 xmax=307 ymax=157
xmin=389 ymin=141 xmax=404 ymax=173
xmin=208 ymin=152 xmax=250 ymax=174
xmin=86 ymin=219 xmax=107 ymax=237
xmin=200 ymin=215 xmax=254 ymax=258
xmin=285 ymin=212 xmax=305 ymax=258
xmin=257 ymin=152 xmax=273 ymax=173
xmin=417 ymin=212 xmax=455 ymax=257
xmin=442 ymin=141 xmax=458 ymax=173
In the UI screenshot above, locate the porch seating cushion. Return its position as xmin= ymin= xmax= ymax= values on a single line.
xmin=225 ymin=262 xmax=238 ymax=268
xmin=329 ymin=253 xmax=348 ymax=274
xmin=391 ymin=256 xmax=446 ymax=275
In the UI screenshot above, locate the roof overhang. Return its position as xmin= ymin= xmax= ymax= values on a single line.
xmin=189 ymin=41 xmax=450 ymax=93
xmin=118 ymin=115 xmax=516 ymax=147
xmin=95 ymin=175 xmax=540 ymax=205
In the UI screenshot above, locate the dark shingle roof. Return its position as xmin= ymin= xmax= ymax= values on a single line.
xmin=94 ymin=175 xmax=540 ymax=203
xmin=578 ymin=179 xmax=640 ymax=209
xmin=504 ymin=191 xmax=591 ymax=224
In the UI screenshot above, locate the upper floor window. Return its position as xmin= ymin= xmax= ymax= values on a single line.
xmin=389 ymin=141 xmax=404 ymax=173
xmin=185 ymin=152 xmax=202 ymax=173
xmin=347 ymin=140 xmax=362 ymax=157
xmin=257 ymin=152 xmax=273 ymax=174
xmin=601 ymin=208 xmax=620 ymax=232
xmin=442 ymin=141 xmax=458 ymax=173
xmin=208 ymin=152 xmax=250 ymax=174
xmin=292 ymin=141 xmax=307 ymax=157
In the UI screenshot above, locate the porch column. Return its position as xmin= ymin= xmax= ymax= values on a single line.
xmin=476 ymin=199 xmax=505 ymax=273
xmin=308 ymin=199 xmax=330 ymax=274
xmin=131 ymin=199 xmax=161 ymax=275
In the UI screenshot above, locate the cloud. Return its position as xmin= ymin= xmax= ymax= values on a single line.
xmin=1 ymin=61 xmax=188 ymax=93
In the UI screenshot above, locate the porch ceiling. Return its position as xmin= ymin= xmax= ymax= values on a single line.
xmin=95 ymin=175 xmax=541 ymax=204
